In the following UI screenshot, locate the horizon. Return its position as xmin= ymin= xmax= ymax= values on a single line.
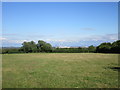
xmin=1 ymin=39 xmax=119 ymax=48
xmin=2 ymin=2 xmax=118 ymax=47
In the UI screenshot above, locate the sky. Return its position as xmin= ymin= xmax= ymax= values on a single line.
xmin=2 ymin=2 xmax=118 ymax=47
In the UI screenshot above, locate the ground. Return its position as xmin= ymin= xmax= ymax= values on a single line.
xmin=2 ymin=53 xmax=119 ymax=88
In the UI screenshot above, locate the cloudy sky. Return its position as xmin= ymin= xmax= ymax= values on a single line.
xmin=2 ymin=2 xmax=118 ymax=47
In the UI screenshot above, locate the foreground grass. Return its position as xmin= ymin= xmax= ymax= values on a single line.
xmin=2 ymin=53 xmax=119 ymax=88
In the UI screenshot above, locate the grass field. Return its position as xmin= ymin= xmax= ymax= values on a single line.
xmin=2 ymin=53 xmax=119 ymax=88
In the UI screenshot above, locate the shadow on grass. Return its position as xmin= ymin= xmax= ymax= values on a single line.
xmin=109 ymin=67 xmax=120 ymax=71
xmin=105 ymin=66 xmax=120 ymax=72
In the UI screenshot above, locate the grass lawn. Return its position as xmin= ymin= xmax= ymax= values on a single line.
xmin=2 ymin=53 xmax=119 ymax=88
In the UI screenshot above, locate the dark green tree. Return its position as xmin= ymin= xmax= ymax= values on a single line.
xmin=37 ymin=40 xmax=52 ymax=52
xmin=111 ymin=40 xmax=120 ymax=53
xmin=20 ymin=41 xmax=37 ymax=53
xmin=88 ymin=45 xmax=96 ymax=53
xmin=96 ymin=42 xmax=112 ymax=53
xmin=21 ymin=42 xmax=30 ymax=53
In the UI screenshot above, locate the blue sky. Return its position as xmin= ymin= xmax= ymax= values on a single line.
xmin=2 ymin=2 xmax=118 ymax=47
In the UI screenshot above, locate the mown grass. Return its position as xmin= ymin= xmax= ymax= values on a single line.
xmin=2 ymin=53 xmax=119 ymax=88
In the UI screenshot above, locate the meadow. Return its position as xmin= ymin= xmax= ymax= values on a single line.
xmin=2 ymin=53 xmax=119 ymax=88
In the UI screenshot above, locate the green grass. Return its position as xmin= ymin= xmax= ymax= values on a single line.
xmin=2 ymin=53 xmax=119 ymax=88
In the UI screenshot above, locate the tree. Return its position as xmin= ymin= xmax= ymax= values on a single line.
xmin=88 ymin=45 xmax=96 ymax=53
xmin=42 ymin=43 xmax=53 ymax=52
xmin=111 ymin=40 xmax=120 ymax=53
xmin=37 ymin=40 xmax=46 ymax=52
xmin=37 ymin=40 xmax=53 ymax=52
xmin=30 ymin=41 xmax=38 ymax=52
xmin=21 ymin=41 xmax=37 ymax=53
xmin=3 ymin=40 xmax=120 ymax=54
xmin=21 ymin=42 xmax=29 ymax=53
xmin=96 ymin=42 xmax=112 ymax=53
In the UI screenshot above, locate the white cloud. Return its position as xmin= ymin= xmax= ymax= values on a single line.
xmin=0 ymin=37 xmax=7 ymax=40
xmin=44 ymin=33 xmax=118 ymax=47
xmin=2 ymin=39 xmax=30 ymax=44
xmin=45 ymin=33 xmax=118 ymax=43
xmin=12 ymin=40 xmax=29 ymax=43
xmin=86 ymin=34 xmax=118 ymax=41
xmin=1 ymin=33 xmax=118 ymax=47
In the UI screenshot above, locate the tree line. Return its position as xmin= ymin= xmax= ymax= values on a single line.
xmin=1 ymin=40 xmax=120 ymax=54
xmin=96 ymin=40 xmax=120 ymax=53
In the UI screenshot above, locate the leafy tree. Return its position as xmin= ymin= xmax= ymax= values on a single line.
xmin=37 ymin=40 xmax=53 ymax=52
xmin=30 ymin=41 xmax=38 ymax=52
xmin=111 ymin=40 xmax=120 ymax=53
xmin=21 ymin=41 xmax=37 ymax=53
xmin=96 ymin=42 xmax=112 ymax=53
xmin=37 ymin=40 xmax=46 ymax=52
xmin=88 ymin=45 xmax=96 ymax=53
xmin=41 ymin=43 xmax=53 ymax=52
xmin=21 ymin=42 xmax=30 ymax=53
